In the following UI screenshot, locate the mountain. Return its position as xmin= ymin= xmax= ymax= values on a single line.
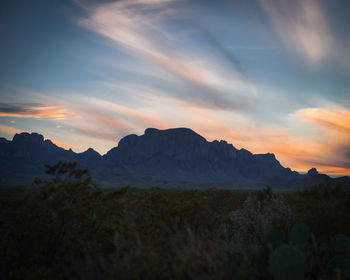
xmin=0 ymin=132 xmax=100 ymax=185
xmin=0 ymin=128 xmax=349 ymax=189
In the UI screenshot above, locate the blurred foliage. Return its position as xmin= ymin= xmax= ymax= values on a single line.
xmin=1 ymin=162 xmax=350 ymax=279
xmin=285 ymin=183 xmax=350 ymax=242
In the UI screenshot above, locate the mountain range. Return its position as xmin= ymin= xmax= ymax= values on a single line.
xmin=0 ymin=127 xmax=349 ymax=189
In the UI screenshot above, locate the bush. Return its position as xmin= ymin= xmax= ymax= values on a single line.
xmin=0 ymin=162 xmax=113 ymax=279
xmin=229 ymin=188 xmax=294 ymax=246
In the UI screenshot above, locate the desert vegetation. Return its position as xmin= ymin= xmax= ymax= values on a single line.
xmin=1 ymin=162 xmax=350 ymax=279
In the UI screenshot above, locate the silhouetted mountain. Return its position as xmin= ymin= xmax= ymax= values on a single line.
xmin=103 ymin=128 xmax=299 ymax=187
xmin=0 ymin=132 xmax=101 ymax=185
xmin=307 ymin=167 xmax=319 ymax=176
xmin=0 ymin=128 xmax=349 ymax=189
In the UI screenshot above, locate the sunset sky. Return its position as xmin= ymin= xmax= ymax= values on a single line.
xmin=0 ymin=0 xmax=349 ymax=176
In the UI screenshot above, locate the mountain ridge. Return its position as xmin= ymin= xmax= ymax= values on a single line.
xmin=0 ymin=128 xmax=349 ymax=189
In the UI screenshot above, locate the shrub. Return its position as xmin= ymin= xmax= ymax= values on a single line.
xmin=229 ymin=188 xmax=294 ymax=246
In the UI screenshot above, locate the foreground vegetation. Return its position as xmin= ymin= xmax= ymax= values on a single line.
xmin=1 ymin=162 xmax=350 ymax=279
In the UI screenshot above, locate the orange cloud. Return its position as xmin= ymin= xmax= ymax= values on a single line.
xmin=83 ymin=98 xmax=171 ymax=129
xmin=74 ymin=126 xmax=118 ymax=142
xmin=76 ymin=106 xmax=126 ymax=129
xmin=0 ymin=104 xmax=81 ymax=120
xmin=242 ymin=131 xmax=350 ymax=176
xmin=34 ymin=96 xmax=172 ymax=145
xmin=271 ymin=106 xmax=350 ymax=175
xmin=48 ymin=139 xmax=86 ymax=151
xmin=0 ymin=124 xmax=23 ymax=135
xmin=296 ymin=107 xmax=350 ymax=135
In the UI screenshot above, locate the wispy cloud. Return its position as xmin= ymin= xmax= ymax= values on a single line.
xmin=77 ymin=0 xmax=256 ymax=111
xmin=295 ymin=107 xmax=350 ymax=135
xmin=82 ymin=97 xmax=172 ymax=129
xmin=65 ymin=96 xmax=175 ymax=143
xmin=73 ymin=126 xmax=118 ymax=142
xmin=289 ymin=105 xmax=350 ymax=174
xmin=0 ymin=124 xmax=23 ymax=136
xmin=0 ymin=103 xmax=81 ymax=120
xmin=259 ymin=0 xmax=333 ymax=63
xmin=48 ymin=138 xmax=86 ymax=151
xmin=62 ymin=106 xmax=128 ymax=142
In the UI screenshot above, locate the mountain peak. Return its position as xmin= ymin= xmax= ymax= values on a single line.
xmin=0 ymin=137 xmax=9 ymax=144
xmin=145 ymin=127 xmax=201 ymax=136
xmin=86 ymin=147 xmax=96 ymax=153
xmin=13 ymin=132 xmax=44 ymax=143
xmin=84 ymin=147 xmax=100 ymax=155
xmin=144 ymin=127 xmax=206 ymax=142
xmin=307 ymin=167 xmax=319 ymax=176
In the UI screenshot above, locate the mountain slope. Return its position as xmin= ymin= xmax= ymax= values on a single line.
xmin=0 ymin=128 xmax=348 ymax=189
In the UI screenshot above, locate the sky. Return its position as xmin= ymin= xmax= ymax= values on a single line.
xmin=0 ymin=0 xmax=350 ymax=176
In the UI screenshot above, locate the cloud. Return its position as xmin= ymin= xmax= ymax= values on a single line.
xmin=62 ymin=96 xmax=176 ymax=143
xmin=48 ymin=138 xmax=86 ymax=151
xmin=73 ymin=126 xmax=118 ymax=142
xmin=295 ymin=107 xmax=350 ymax=135
xmin=75 ymin=105 xmax=127 ymax=129
xmin=77 ymin=0 xmax=256 ymax=111
xmin=0 ymin=103 xmax=81 ymax=120
xmin=0 ymin=124 xmax=23 ymax=136
xmin=63 ymin=105 xmax=129 ymax=142
xmin=259 ymin=0 xmax=333 ymax=62
xmin=83 ymin=97 xmax=171 ymax=129
xmin=288 ymin=106 xmax=350 ymax=174
xmin=188 ymin=21 xmax=247 ymax=79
